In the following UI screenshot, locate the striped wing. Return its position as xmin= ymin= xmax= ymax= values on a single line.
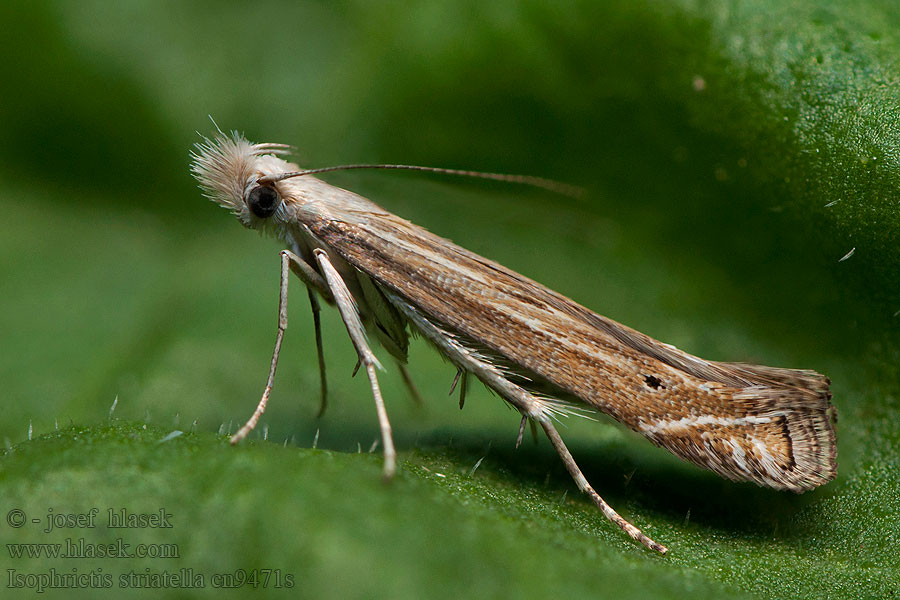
xmin=299 ymin=187 xmax=836 ymax=492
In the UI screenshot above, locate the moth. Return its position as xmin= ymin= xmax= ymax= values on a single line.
xmin=191 ymin=131 xmax=837 ymax=554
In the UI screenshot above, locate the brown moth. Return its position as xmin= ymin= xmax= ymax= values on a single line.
xmin=191 ymin=131 xmax=837 ymax=554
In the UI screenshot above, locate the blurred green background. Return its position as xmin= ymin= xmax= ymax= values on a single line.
xmin=1 ymin=1 xmax=899 ymax=598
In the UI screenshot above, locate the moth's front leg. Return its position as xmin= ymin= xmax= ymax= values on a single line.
xmin=231 ymin=251 xmax=294 ymax=445
xmin=285 ymin=248 xmax=331 ymax=416
xmin=313 ymin=249 xmax=397 ymax=480
xmin=231 ymin=249 xmax=332 ymax=444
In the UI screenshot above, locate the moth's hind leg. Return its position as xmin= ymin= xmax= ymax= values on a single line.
xmin=539 ymin=420 xmax=667 ymax=554
xmin=387 ymin=292 xmax=667 ymax=554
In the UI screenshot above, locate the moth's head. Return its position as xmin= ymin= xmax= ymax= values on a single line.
xmin=190 ymin=131 xmax=297 ymax=231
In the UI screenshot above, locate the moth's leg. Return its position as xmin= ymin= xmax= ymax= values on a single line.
xmin=313 ymin=249 xmax=396 ymax=480
xmin=285 ymin=248 xmax=331 ymax=416
xmin=539 ymin=420 xmax=667 ymax=554
xmin=389 ymin=294 xmax=545 ymax=422
xmin=449 ymin=368 xmax=469 ymax=409
xmin=397 ymin=363 xmax=424 ymax=406
xmin=283 ymin=249 xmax=333 ymax=303
xmin=458 ymin=371 xmax=468 ymax=409
xmin=449 ymin=369 xmax=462 ymax=394
xmin=515 ymin=415 xmax=527 ymax=448
xmin=388 ymin=293 xmax=667 ymax=554
xmin=515 ymin=415 xmax=539 ymax=447
xmin=231 ymin=251 xmax=292 ymax=444
xmin=307 ymin=288 xmax=328 ymax=417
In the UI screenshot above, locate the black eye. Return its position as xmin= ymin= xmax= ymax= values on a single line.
xmin=247 ymin=185 xmax=280 ymax=219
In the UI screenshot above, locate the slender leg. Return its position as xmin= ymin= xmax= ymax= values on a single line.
xmin=231 ymin=251 xmax=292 ymax=444
xmin=365 ymin=363 xmax=395 ymax=480
xmin=515 ymin=414 xmax=527 ymax=448
xmin=388 ymin=292 xmax=667 ymax=554
xmin=284 ymin=249 xmax=333 ymax=302
xmin=308 ymin=288 xmax=329 ymax=417
xmin=449 ymin=368 xmax=462 ymax=394
xmin=314 ymin=249 xmax=396 ymax=480
xmin=398 ymin=363 xmax=424 ymax=406
xmin=449 ymin=368 xmax=469 ymax=409
xmin=286 ymin=247 xmax=333 ymax=416
xmin=458 ymin=371 xmax=468 ymax=409
xmin=540 ymin=420 xmax=668 ymax=554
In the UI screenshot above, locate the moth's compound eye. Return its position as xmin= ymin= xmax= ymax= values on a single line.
xmin=247 ymin=185 xmax=280 ymax=219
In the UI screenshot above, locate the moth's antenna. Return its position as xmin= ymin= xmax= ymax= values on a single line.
xmin=207 ymin=115 xmax=226 ymax=136
xmin=258 ymin=164 xmax=585 ymax=199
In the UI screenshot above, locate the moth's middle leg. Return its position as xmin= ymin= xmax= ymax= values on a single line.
xmin=313 ymin=249 xmax=397 ymax=480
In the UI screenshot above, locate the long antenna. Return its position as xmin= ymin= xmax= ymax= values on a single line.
xmin=257 ymin=163 xmax=585 ymax=199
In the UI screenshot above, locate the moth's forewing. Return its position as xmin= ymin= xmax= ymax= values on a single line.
xmin=285 ymin=179 xmax=835 ymax=492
